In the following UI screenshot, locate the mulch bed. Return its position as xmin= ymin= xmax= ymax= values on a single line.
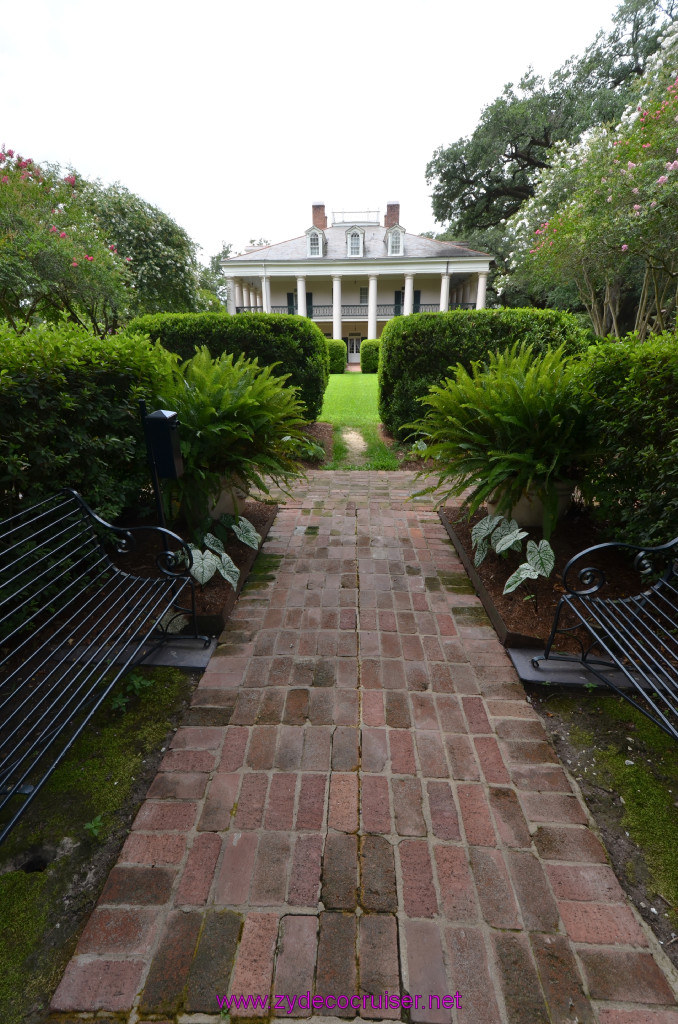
xmin=115 ymin=499 xmax=277 ymax=634
xmin=442 ymin=504 xmax=646 ymax=650
xmin=299 ymin=421 xmax=333 ymax=468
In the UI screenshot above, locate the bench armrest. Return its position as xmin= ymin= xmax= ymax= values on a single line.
xmin=561 ymin=535 xmax=678 ymax=596
xmin=62 ymin=488 xmax=193 ymax=578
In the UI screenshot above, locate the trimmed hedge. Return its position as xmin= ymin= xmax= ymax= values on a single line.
xmin=127 ymin=312 xmax=329 ymax=420
xmin=328 ymin=339 xmax=347 ymax=373
xmin=378 ymin=308 xmax=591 ymax=437
xmin=0 ymin=322 xmax=175 ymax=519
xmin=360 ymin=339 xmax=380 ymax=373
xmin=582 ymin=333 xmax=678 ymax=546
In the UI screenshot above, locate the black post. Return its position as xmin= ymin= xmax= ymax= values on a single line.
xmin=139 ymin=399 xmax=168 ymax=534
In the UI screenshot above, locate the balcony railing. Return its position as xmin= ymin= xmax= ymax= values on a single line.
xmin=238 ymin=302 xmax=476 ymax=317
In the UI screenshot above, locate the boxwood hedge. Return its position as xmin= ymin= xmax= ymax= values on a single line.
xmin=127 ymin=312 xmax=329 ymax=420
xmin=0 ymin=322 xmax=175 ymax=519
xmin=328 ymin=339 xmax=347 ymax=373
xmin=360 ymin=339 xmax=380 ymax=374
xmin=378 ymin=308 xmax=590 ymax=437
xmin=582 ymin=333 xmax=678 ymax=546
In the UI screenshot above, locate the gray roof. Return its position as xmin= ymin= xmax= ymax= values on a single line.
xmin=225 ymin=227 xmax=490 ymax=263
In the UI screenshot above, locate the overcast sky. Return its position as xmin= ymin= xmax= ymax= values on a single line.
xmin=2 ymin=0 xmax=623 ymax=262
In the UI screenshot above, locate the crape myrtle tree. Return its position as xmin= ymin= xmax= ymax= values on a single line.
xmin=501 ymin=25 xmax=678 ymax=337
xmin=426 ymin=0 xmax=678 ymax=306
xmin=0 ymin=149 xmax=223 ymax=333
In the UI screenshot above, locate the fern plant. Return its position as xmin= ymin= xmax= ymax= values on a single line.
xmin=412 ymin=343 xmax=593 ymax=538
xmin=160 ymin=347 xmax=310 ymax=524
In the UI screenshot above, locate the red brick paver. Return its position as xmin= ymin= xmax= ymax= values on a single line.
xmin=50 ymin=471 xmax=678 ymax=1022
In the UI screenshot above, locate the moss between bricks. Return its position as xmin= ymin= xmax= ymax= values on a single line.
xmin=0 ymin=665 xmax=196 ymax=1024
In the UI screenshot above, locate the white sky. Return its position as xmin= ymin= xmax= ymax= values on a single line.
xmin=2 ymin=0 xmax=622 ymax=263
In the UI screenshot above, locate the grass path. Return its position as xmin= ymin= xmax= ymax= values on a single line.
xmin=319 ymin=373 xmax=401 ymax=470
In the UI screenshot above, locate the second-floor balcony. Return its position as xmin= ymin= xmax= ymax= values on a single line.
xmin=236 ymin=303 xmax=475 ymax=317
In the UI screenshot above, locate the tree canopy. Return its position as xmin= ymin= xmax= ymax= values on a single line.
xmin=426 ymin=0 xmax=678 ymax=235
xmin=0 ymin=149 xmax=229 ymax=333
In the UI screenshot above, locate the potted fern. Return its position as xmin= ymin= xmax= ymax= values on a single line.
xmin=161 ymin=347 xmax=310 ymax=527
xmin=413 ymin=343 xmax=593 ymax=539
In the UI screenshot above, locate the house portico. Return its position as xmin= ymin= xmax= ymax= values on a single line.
xmin=222 ymin=204 xmax=492 ymax=356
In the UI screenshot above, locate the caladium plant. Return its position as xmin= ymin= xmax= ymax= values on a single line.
xmin=471 ymin=514 xmax=555 ymax=598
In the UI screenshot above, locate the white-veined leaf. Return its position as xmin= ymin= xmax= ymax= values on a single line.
xmin=189 ymin=547 xmax=219 ymax=585
xmin=471 ymin=514 xmax=503 ymax=547
xmin=495 ymin=528 xmax=528 ymax=554
xmin=217 ymin=552 xmax=241 ymax=589
xmin=526 ymin=539 xmax=555 ymax=577
xmin=474 ymin=535 xmax=490 ymax=567
xmin=503 ymin=563 xmax=540 ymax=594
xmin=204 ymin=532 xmax=225 ymax=555
xmin=230 ymin=518 xmax=262 ymax=550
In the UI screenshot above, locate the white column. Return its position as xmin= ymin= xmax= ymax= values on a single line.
xmin=475 ymin=272 xmax=488 ymax=309
xmin=404 ymin=273 xmax=414 ymax=315
xmin=225 ymin=277 xmax=236 ymax=315
xmin=439 ymin=273 xmax=450 ymax=312
xmin=332 ymin=275 xmax=342 ymax=338
xmin=368 ymin=275 xmax=378 ymax=339
xmin=242 ymin=284 xmax=251 ymax=310
xmin=264 ymin=277 xmax=272 ymax=313
xmin=260 ymin=277 xmax=270 ymax=313
xmin=297 ymin=276 xmax=307 ymax=317
xmin=234 ymin=279 xmax=243 ymax=311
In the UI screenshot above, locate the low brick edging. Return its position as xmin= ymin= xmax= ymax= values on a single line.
xmin=50 ymin=472 xmax=678 ymax=1024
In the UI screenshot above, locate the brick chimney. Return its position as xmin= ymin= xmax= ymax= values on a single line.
xmin=312 ymin=203 xmax=327 ymax=229
xmin=384 ymin=202 xmax=400 ymax=228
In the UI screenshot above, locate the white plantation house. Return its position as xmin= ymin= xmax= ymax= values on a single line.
xmin=222 ymin=203 xmax=492 ymax=363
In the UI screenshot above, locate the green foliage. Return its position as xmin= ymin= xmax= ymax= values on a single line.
xmin=426 ymin=1 xmax=676 ymax=234
xmin=360 ymin=338 xmax=380 ymax=373
xmin=378 ymin=308 xmax=589 ymax=438
xmin=0 ymin=320 xmax=175 ymax=519
xmin=413 ymin=344 xmax=593 ymax=538
xmin=160 ymin=346 xmax=308 ymax=524
xmin=327 ymin=338 xmax=347 ymax=373
xmin=582 ymin=333 xmax=678 ymax=544
xmin=471 ymin=513 xmax=555 ymax=594
xmin=127 ymin=311 xmax=329 ymax=420
xmin=83 ymin=813 xmax=104 ymax=838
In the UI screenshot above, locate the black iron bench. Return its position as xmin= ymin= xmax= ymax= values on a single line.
xmin=0 ymin=488 xmax=203 ymax=843
xmin=532 ymin=536 xmax=678 ymax=741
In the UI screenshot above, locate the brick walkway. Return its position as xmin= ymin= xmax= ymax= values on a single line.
xmin=50 ymin=472 xmax=678 ymax=1023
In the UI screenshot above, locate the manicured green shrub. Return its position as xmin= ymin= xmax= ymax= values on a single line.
xmin=159 ymin=347 xmax=309 ymax=526
xmin=414 ymin=344 xmax=592 ymax=538
xmin=126 ymin=312 xmax=329 ymax=420
xmin=360 ymin=339 xmax=380 ymax=373
xmin=328 ymin=339 xmax=347 ymax=373
xmin=378 ymin=308 xmax=590 ymax=437
xmin=582 ymin=333 xmax=678 ymax=545
xmin=0 ymin=322 xmax=176 ymax=519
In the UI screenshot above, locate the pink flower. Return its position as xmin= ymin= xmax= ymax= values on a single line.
xmin=109 ymin=244 xmax=116 ymax=251
xmin=6 ymin=149 xmax=14 ymax=157
xmin=63 ymin=174 xmax=76 ymax=186
xmin=656 ymin=175 xmax=669 ymax=184
xmin=125 ymin=256 xmax=132 ymax=262
xmin=642 ymin=143 xmax=651 ymax=148
xmin=633 ymin=204 xmax=641 ymax=210
xmin=71 ymin=260 xmax=78 ymax=267
xmin=627 ymin=161 xmax=636 ymax=169
xmin=49 ymin=225 xmax=57 ymax=232
xmin=59 ymin=231 xmax=66 ymax=238
xmin=1 ymin=176 xmax=8 ymax=184
xmin=85 ymin=255 xmax=93 ymax=261
xmin=621 ymin=244 xmax=628 ymax=251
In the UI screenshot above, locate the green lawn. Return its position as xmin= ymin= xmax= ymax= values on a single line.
xmin=320 ymin=373 xmax=401 ymax=470
xmin=320 ymin=372 xmax=381 ymax=426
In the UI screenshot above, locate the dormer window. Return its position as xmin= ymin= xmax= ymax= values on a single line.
xmin=306 ymin=227 xmax=326 ymax=257
xmin=346 ymin=225 xmax=365 ymax=257
xmin=386 ymin=225 xmax=405 ymax=256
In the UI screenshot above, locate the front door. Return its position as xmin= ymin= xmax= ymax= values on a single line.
xmin=347 ymin=334 xmax=362 ymax=364
xmin=394 ymin=290 xmax=403 ymax=316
